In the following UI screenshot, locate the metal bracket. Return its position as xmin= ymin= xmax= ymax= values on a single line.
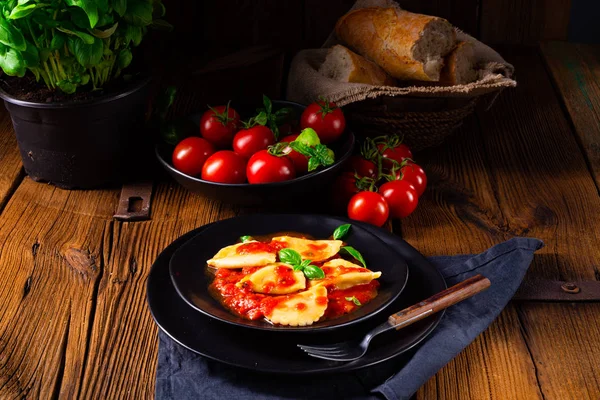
xmin=513 ymin=280 xmax=600 ymax=301
xmin=113 ymin=181 xmax=154 ymax=221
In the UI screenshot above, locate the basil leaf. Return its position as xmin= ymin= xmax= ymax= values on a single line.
xmin=50 ymin=33 xmax=66 ymax=50
xmin=117 ymin=48 xmax=132 ymax=69
xmin=57 ymin=26 xmax=95 ymax=44
xmin=124 ymin=0 xmax=153 ymax=27
xmin=333 ymin=224 xmax=351 ymax=240
xmin=345 ymin=296 xmax=362 ymax=306
xmin=20 ymin=40 xmax=38 ymax=67
xmin=307 ymin=157 xmax=320 ymax=172
xmin=253 ymin=111 xmax=268 ymax=126
xmin=300 ymin=259 xmax=311 ymax=268
xmin=239 ymin=235 xmax=253 ymax=243
xmin=341 ymin=246 xmax=367 ymax=268
xmin=295 ymin=128 xmax=320 ymax=146
xmin=262 ymin=94 xmax=272 ymax=114
xmin=278 ymin=248 xmax=302 ymax=266
xmin=8 ymin=3 xmax=42 ymax=20
xmin=65 ymin=0 xmax=99 ymax=28
xmin=313 ymin=144 xmax=335 ymax=166
xmin=71 ymin=36 xmax=103 ymax=67
xmin=289 ymin=141 xmax=314 ymax=158
xmin=112 ymin=0 xmax=127 ymax=17
xmin=125 ymin=25 xmax=143 ymax=46
xmin=303 ymin=265 xmax=325 ymax=280
xmin=0 ymin=46 xmax=25 ymax=76
xmin=0 ymin=16 xmax=27 ymax=51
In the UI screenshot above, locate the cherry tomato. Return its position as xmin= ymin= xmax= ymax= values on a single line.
xmin=247 ymin=150 xmax=296 ymax=184
xmin=377 ymin=143 xmax=413 ymax=169
xmin=233 ymin=125 xmax=276 ymax=159
xmin=344 ymin=155 xmax=377 ymax=178
xmin=395 ymin=162 xmax=427 ymax=197
xmin=331 ymin=172 xmax=360 ymax=211
xmin=172 ymin=137 xmax=215 ymax=177
xmin=200 ymin=104 xmax=241 ymax=148
xmin=280 ymin=134 xmax=309 ymax=175
xmin=201 ymin=150 xmax=247 ymax=184
xmin=300 ymin=100 xmax=346 ymax=144
xmin=347 ymin=191 xmax=389 ymax=227
xmin=380 ymin=180 xmax=418 ymax=219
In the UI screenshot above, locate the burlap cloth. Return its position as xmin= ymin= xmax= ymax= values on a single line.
xmin=286 ymin=0 xmax=516 ymax=108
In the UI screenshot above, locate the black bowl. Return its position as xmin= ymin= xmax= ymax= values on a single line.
xmin=155 ymin=101 xmax=355 ymax=206
xmin=169 ymin=214 xmax=409 ymax=333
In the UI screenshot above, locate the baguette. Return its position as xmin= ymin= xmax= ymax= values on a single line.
xmin=439 ymin=41 xmax=478 ymax=85
xmin=319 ymin=45 xmax=396 ymax=86
xmin=335 ymin=7 xmax=456 ymax=81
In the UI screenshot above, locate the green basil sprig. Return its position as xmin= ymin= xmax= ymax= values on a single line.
xmin=332 ymin=224 xmax=351 ymax=240
xmin=240 ymin=235 xmax=253 ymax=243
xmin=340 ymin=246 xmax=367 ymax=268
xmin=278 ymin=249 xmax=325 ymax=280
xmin=345 ymin=296 xmax=362 ymax=306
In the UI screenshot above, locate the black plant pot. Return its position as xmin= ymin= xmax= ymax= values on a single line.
xmin=0 ymin=77 xmax=151 ymax=189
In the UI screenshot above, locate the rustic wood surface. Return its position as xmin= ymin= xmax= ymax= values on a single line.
xmin=541 ymin=41 xmax=600 ymax=191
xmin=1 ymin=43 xmax=600 ymax=400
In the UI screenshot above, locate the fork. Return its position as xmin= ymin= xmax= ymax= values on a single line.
xmin=298 ymin=274 xmax=491 ymax=361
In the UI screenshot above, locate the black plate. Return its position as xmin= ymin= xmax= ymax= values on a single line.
xmin=147 ymin=221 xmax=447 ymax=374
xmin=169 ymin=214 xmax=409 ymax=333
xmin=155 ymin=101 xmax=355 ymax=207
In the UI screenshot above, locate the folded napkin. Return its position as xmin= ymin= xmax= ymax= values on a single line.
xmin=156 ymin=237 xmax=543 ymax=400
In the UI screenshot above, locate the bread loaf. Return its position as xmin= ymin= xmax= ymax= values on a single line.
xmin=335 ymin=7 xmax=457 ymax=81
xmin=319 ymin=45 xmax=396 ymax=86
xmin=439 ymin=41 xmax=478 ymax=85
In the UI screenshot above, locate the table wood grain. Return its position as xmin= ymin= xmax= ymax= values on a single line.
xmin=0 ymin=44 xmax=599 ymax=399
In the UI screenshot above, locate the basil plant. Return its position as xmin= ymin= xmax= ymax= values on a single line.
xmin=0 ymin=0 xmax=170 ymax=94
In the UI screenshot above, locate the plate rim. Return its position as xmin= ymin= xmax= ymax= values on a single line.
xmin=168 ymin=214 xmax=409 ymax=333
xmin=147 ymin=221 xmax=448 ymax=375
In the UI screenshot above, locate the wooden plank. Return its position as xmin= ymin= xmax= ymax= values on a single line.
xmin=0 ymin=179 xmax=118 ymax=398
xmin=540 ymin=41 xmax=600 ymax=190
xmin=475 ymin=48 xmax=600 ymax=281
xmin=0 ymin=108 xmax=24 ymax=210
xmin=417 ymin=305 xmax=543 ymax=400
xmin=481 ymin=0 xmax=572 ymax=45
xmin=76 ymin=182 xmax=237 ymax=398
xmin=518 ymin=303 xmax=600 ymax=399
xmin=401 ymin=118 xmax=542 ymax=399
xmin=400 ymin=116 xmax=509 ymax=256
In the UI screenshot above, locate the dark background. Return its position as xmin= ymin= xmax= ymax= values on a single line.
xmin=146 ymin=0 xmax=598 ymax=112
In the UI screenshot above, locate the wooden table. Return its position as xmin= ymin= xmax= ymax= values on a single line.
xmin=1 ymin=43 xmax=599 ymax=399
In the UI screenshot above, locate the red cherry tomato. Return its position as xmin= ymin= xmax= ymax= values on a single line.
xmin=380 ymin=180 xmax=418 ymax=219
xmin=344 ymin=155 xmax=377 ymax=178
xmin=331 ymin=172 xmax=360 ymax=211
xmin=377 ymin=143 xmax=413 ymax=169
xmin=200 ymin=105 xmax=241 ymax=148
xmin=201 ymin=150 xmax=247 ymax=183
xmin=233 ymin=125 xmax=276 ymax=159
xmin=247 ymin=150 xmax=296 ymax=184
xmin=280 ymin=134 xmax=309 ymax=175
xmin=172 ymin=137 xmax=215 ymax=177
xmin=347 ymin=191 xmax=389 ymax=227
xmin=300 ymin=100 xmax=346 ymax=144
xmin=395 ymin=162 xmax=427 ymax=197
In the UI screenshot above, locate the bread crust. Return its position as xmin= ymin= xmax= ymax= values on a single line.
xmin=327 ymin=45 xmax=396 ymax=85
xmin=335 ymin=7 xmax=456 ymax=81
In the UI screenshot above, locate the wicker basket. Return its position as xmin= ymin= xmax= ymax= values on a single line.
xmin=343 ymin=94 xmax=487 ymax=151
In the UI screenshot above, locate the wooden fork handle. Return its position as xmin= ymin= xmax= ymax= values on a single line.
xmin=388 ymin=274 xmax=491 ymax=330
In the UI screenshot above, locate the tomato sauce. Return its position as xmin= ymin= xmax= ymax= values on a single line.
xmin=209 ymin=232 xmax=380 ymax=323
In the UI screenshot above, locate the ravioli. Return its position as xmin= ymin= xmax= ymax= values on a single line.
xmin=236 ymin=263 xmax=306 ymax=294
xmin=207 ymin=241 xmax=276 ymax=269
xmin=311 ymin=259 xmax=382 ymax=290
xmin=265 ymin=286 xmax=328 ymax=326
xmin=271 ymin=236 xmax=342 ymax=262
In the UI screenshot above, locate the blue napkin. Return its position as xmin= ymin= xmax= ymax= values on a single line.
xmin=156 ymin=237 xmax=543 ymax=400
